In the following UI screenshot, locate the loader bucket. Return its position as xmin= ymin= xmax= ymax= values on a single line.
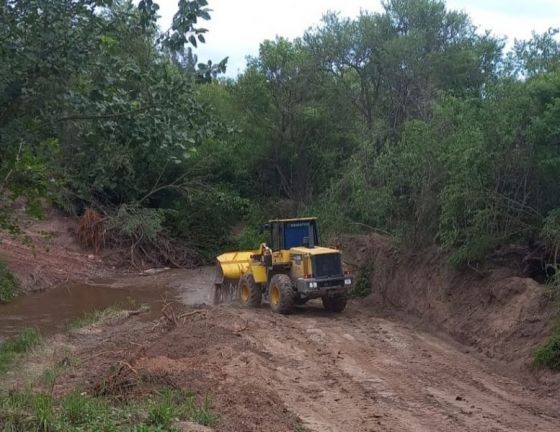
xmin=213 ymin=251 xmax=254 ymax=304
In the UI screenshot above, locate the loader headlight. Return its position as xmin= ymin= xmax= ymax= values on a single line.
xmin=308 ymin=281 xmax=318 ymax=289
xmin=344 ymin=278 xmax=352 ymax=285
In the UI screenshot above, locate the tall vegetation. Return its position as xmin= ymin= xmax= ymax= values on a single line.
xmin=0 ymin=0 xmax=233 ymax=262
xmin=2 ymin=0 xmax=560 ymax=271
xmin=207 ymin=0 xmax=560 ymax=270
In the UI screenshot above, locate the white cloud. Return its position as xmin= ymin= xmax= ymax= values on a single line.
xmin=156 ymin=0 xmax=560 ymax=77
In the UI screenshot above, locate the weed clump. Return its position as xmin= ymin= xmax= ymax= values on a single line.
xmin=0 ymin=389 xmax=219 ymax=431
xmin=68 ymin=307 xmax=120 ymax=330
xmin=349 ymin=268 xmax=371 ymax=298
xmin=0 ymin=260 xmax=17 ymax=303
xmin=0 ymin=328 xmax=41 ymax=374
xmin=534 ymin=324 xmax=560 ymax=370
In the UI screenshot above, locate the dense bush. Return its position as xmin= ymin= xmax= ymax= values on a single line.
xmin=2 ymin=0 xmax=560 ymax=272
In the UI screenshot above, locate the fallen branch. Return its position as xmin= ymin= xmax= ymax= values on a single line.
xmin=177 ymin=310 xmax=207 ymax=320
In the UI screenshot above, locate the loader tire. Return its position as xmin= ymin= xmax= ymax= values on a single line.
xmin=322 ymin=293 xmax=347 ymax=313
xmin=238 ymin=273 xmax=262 ymax=308
xmin=269 ymin=274 xmax=294 ymax=314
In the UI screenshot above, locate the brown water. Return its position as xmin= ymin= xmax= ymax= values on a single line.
xmin=0 ymin=267 xmax=215 ymax=340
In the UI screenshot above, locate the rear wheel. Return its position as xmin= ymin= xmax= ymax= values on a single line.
xmin=238 ymin=273 xmax=262 ymax=308
xmin=322 ymin=293 xmax=347 ymax=313
xmin=269 ymin=274 xmax=294 ymax=314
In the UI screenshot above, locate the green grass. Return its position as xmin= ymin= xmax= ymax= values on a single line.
xmin=0 ymin=389 xmax=220 ymax=432
xmin=68 ymin=307 xmax=121 ymax=330
xmin=534 ymin=323 xmax=560 ymax=370
xmin=0 ymin=328 xmax=41 ymax=374
xmin=147 ymin=389 xmax=220 ymax=428
xmin=0 ymin=259 xmax=17 ymax=303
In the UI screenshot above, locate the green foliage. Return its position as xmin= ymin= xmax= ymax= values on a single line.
xmin=0 ymin=260 xmax=17 ymax=303
xmin=147 ymin=389 xmax=219 ymax=428
xmin=2 ymin=0 xmax=560 ymax=271
xmin=542 ymin=209 xmax=560 ymax=259
xmin=0 ymin=389 xmax=219 ymax=431
xmin=0 ymin=0 xmax=234 ymax=260
xmin=108 ymin=205 xmax=165 ymax=243
xmin=534 ymin=323 xmax=560 ymax=370
xmin=62 ymin=391 xmax=113 ymax=428
xmin=349 ymin=269 xmax=371 ymax=298
xmin=0 ymin=328 xmax=41 ymax=374
xmin=164 ymin=189 xmax=248 ymax=260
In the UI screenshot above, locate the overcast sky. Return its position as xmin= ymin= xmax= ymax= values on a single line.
xmin=156 ymin=0 xmax=560 ymax=77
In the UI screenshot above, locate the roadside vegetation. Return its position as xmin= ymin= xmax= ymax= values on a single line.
xmin=0 ymin=388 xmax=219 ymax=431
xmin=0 ymin=260 xmax=17 ymax=303
xmin=0 ymin=328 xmax=41 ymax=375
xmin=67 ymin=307 xmax=122 ymax=330
xmin=534 ymin=323 xmax=560 ymax=371
xmin=349 ymin=269 xmax=371 ymax=298
xmin=2 ymin=0 xmax=560 ymax=268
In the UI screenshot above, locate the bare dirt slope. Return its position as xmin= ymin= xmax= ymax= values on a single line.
xmin=14 ymin=297 xmax=559 ymax=432
xmin=0 ymin=208 xmax=108 ymax=292
xmin=339 ymin=234 xmax=559 ymax=378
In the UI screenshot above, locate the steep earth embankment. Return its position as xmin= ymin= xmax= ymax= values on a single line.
xmin=340 ymin=234 xmax=558 ymax=382
xmin=0 ymin=208 xmax=109 ymax=292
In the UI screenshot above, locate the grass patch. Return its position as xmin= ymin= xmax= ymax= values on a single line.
xmin=148 ymin=389 xmax=220 ymax=428
xmin=0 ymin=259 xmax=17 ymax=303
xmin=534 ymin=322 xmax=560 ymax=370
xmin=68 ymin=307 xmax=121 ymax=330
xmin=0 ymin=328 xmax=41 ymax=375
xmin=0 ymin=389 xmax=220 ymax=431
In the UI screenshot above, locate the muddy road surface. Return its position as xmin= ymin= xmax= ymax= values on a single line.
xmin=209 ymin=304 xmax=560 ymax=432
xmin=8 ymin=268 xmax=557 ymax=432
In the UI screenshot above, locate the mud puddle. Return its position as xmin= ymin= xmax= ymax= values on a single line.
xmin=0 ymin=267 xmax=215 ymax=339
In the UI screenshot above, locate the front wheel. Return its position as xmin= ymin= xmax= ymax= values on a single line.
xmin=269 ymin=274 xmax=294 ymax=314
xmin=322 ymin=293 xmax=347 ymax=313
xmin=238 ymin=273 xmax=262 ymax=308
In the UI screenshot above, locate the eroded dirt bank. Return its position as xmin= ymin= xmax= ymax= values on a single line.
xmin=0 ymin=208 xmax=109 ymax=292
xmin=340 ymin=234 xmax=559 ymax=379
xmin=8 ymin=298 xmax=560 ymax=432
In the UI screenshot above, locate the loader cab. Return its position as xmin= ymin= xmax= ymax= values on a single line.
xmin=263 ymin=218 xmax=320 ymax=251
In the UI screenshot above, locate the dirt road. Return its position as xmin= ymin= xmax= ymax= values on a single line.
xmin=7 ymin=268 xmax=559 ymax=431
xmin=214 ymin=302 xmax=559 ymax=432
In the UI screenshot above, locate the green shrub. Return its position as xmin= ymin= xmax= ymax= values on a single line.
xmin=349 ymin=269 xmax=371 ymax=298
xmin=534 ymin=324 xmax=560 ymax=370
xmin=0 ymin=260 xmax=17 ymax=303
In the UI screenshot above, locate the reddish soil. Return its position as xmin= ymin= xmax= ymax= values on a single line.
xmin=9 ymin=299 xmax=558 ymax=432
xmin=0 ymin=208 xmax=111 ymax=292
xmin=340 ymin=233 xmax=560 ymax=388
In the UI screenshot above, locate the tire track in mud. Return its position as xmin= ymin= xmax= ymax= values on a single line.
xmin=217 ymin=302 xmax=560 ymax=432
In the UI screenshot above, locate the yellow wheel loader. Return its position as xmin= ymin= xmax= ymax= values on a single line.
xmin=215 ymin=218 xmax=352 ymax=314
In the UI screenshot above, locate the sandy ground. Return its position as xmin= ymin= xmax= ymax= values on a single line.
xmin=8 ymin=274 xmax=558 ymax=432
